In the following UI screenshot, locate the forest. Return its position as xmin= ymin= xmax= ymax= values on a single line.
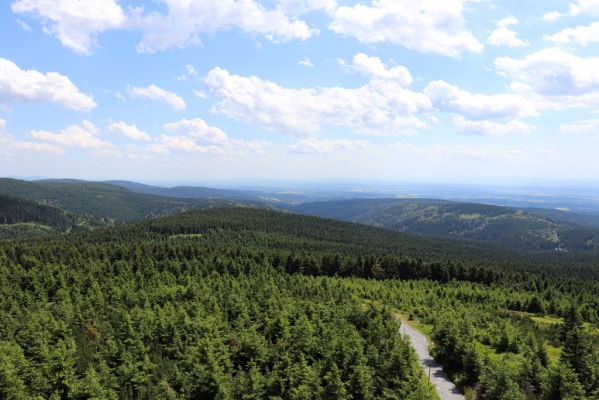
xmin=0 ymin=206 xmax=598 ymax=399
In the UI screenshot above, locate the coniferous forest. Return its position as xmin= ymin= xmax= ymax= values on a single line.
xmin=0 ymin=206 xmax=597 ymax=399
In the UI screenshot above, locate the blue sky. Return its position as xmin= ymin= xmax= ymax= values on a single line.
xmin=1 ymin=0 xmax=599 ymax=184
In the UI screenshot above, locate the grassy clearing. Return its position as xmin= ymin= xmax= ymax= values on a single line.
xmin=168 ymin=233 xmax=204 ymax=239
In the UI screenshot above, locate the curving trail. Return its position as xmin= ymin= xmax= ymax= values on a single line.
xmin=400 ymin=320 xmax=465 ymax=400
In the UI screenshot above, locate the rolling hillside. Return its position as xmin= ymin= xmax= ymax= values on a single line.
xmin=105 ymin=180 xmax=260 ymax=201
xmin=0 ymin=178 xmax=259 ymax=222
xmin=0 ymin=194 xmax=111 ymax=239
xmin=293 ymin=198 xmax=599 ymax=252
xmin=1 ymin=207 xmax=597 ymax=398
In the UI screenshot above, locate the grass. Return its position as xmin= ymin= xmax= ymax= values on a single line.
xmin=546 ymin=344 xmax=561 ymax=365
xmin=531 ymin=315 xmax=563 ymax=326
xmin=474 ymin=341 xmax=522 ymax=369
xmin=168 ymin=233 xmax=204 ymax=239
xmin=395 ymin=312 xmax=434 ymax=339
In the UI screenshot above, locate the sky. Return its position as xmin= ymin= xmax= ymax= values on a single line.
xmin=1 ymin=0 xmax=599 ymax=185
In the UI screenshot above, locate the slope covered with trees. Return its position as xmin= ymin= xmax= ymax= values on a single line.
xmin=1 ymin=207 xmax=597 ymax=399
xmin=293 ymin=198 xmax=599 ymax=252
xmin=0 ymin=194 xmax=111 ymax=239
xmin=0 ymin=178 xmax=262 ymax=222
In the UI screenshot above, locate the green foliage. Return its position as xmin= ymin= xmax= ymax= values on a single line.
xmin=0 ymin=178 xmax=257 ymax=222
xmin=0 ymin=207 xmax=597 ymax=399
xmin=293 ymin=198 xmax=599 ymax=252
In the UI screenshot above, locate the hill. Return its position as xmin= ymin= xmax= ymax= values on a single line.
xmin=1 ymin=207 xmax=597 ymax=398
xmin=0 ymin=194 xmax=111 ymax=239
xmin=292 ymin=198 xmax=599 ymax=252
xmin=0 ymin=178 xmax=259 ymax=222
xmin=105 ymin=180 xmax=260 ymax=201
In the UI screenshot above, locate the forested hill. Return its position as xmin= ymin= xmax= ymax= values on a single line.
xmin=0 ymin=178 xmax=262 ymax=221
xmin=0 ymin=194 xmax=111 ymax=239
xmin=105 ymin=180 xmax=258 ymax=201
xmin=1 ymin=206 xmax=597 ymax=399
xmin=292 ymin=198 xmax=599 ymax=252
xmin=0 ymin=194 xmax=72 ymax=226
xmin=78 ymin=207 xmax=598 ymax=282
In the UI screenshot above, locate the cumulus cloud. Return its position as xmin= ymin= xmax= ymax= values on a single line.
xmin=0 ymin=57 xmax=96 ymax=111
xmin=424 ymin=80 xmax=537 ymax=120
xmin=568 ymin=0 xmax=599 ymax=16
xmin=11 ymin=0 xmax=126 ymax=54
xmin=343 ymin=53 xmax=413 ymax=86
xmin=546 ymin=21 xmax=599 ymax=46
xmin=453 ymin=116 xmax=534 ymax=136
xmin=495 ymin=48 xmax=599 ymax=106
xmin=176 ymin=64 xmax=199 ymax=81
xmin=164 ymin=118 xmax=229 ymax=145
xmin=29 ymin=120 xmax=115 ymax=150
xmin=560 ymin=119 xmax=599 ymax=134
xmin=129 ymin=84 xmax=186 ymax=111
xmin=298 ymin=58 xmax=314 ymax=68
xmin=148 ymin=117 xmax=271 ymax=156
xmin=0 ymin=133 xmax=64 ymax=156
xmin=12 ymin=0 xmax=320 ymax=54
xmin=542 ymin=11 xmax=563 ymax=22
xmin=0 ymin=118 xmax=5 ymax=130
xmin=132 ymin=0 xmax=317 ymax=53
xmin=276 ymin=0 xmax=337 ymax=15
xmin=541 ymin=1 xmax=599 ymax=21
xmin=108 ymin=121 xmax=151 ymax=141
xmin=487 ymin=17 xmax=528 ymax=48
xmin=329 ymin=0 xmax=483 ymax=57
xmin=204 ymin=64 xmax=430 ymax=136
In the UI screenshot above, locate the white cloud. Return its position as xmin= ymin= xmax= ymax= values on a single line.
xmin=152 ymin=135 xmax=226 ymax=155
xmin=487 ymin=17 xmax=528 ymax=48
xmin=108 ymin=121 xmax=151 ymax=141
xmin=542 ymin=11 xmax=563 ymax=22
xmin=546 ymin=21 xmax=599 ymax=46
xmin=424 ymin=80 xmax=537 ymax=120
xmin=204 ymin=65 xmax=430 ymax=136
xmin=495 ymin=49 xmax=599 ymax=103
xmin=11 ymin=0 xmax=126 ymax=54
xmin=0 ymin=133 xmax=64 ymax=156
xmin=560 ymin=119 xmax=599 ymax=134
xmin=0 ymin=118 xmax=5 ymax=130
xmin=29 ymin=120 xmax=115 ymax=150
xmin=276 ymin=0 xmax=337 ymax=15
xmin=453 ymin=115 xmax=534 ymax=136
xmin=0 ymin=57 xmax=96 ymax=111
xmin=568 ymin=0 xmax=599 ymax=16
xmin=542 ymin=1 xmax=599 ymax=22
xmin=176 ymin=64 xmax=199 ymax=81
xmin=132 ymin=0 xmax=317 ymax=53
xmin=344 ymin=53 xmax=413 ymax=86
xmin=193 ymin=89 xmax=207 ymax=99
xmin=147 ymin=117 xmax=271 ymax=156
xmin=298 ymin=58 xmax=314 ymax=68
xmin=164 ymin=118 xmax=229 ymax=145
xmin=290 ymin=138 xmax=371 ymax=154
xmin=16 ymin=19 xmax=32 ymax=32
xmin=129 ymin=84 xmax=186 ymax=111
xmin=329 ymin=0 xmax=483 ymax=57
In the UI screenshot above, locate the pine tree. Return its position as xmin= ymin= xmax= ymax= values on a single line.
xmin=542 ymin=362 xmax=586 ymax=400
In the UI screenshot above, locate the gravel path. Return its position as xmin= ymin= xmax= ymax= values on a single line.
xmin=400 ymin=320 xmax=465 ymax=400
